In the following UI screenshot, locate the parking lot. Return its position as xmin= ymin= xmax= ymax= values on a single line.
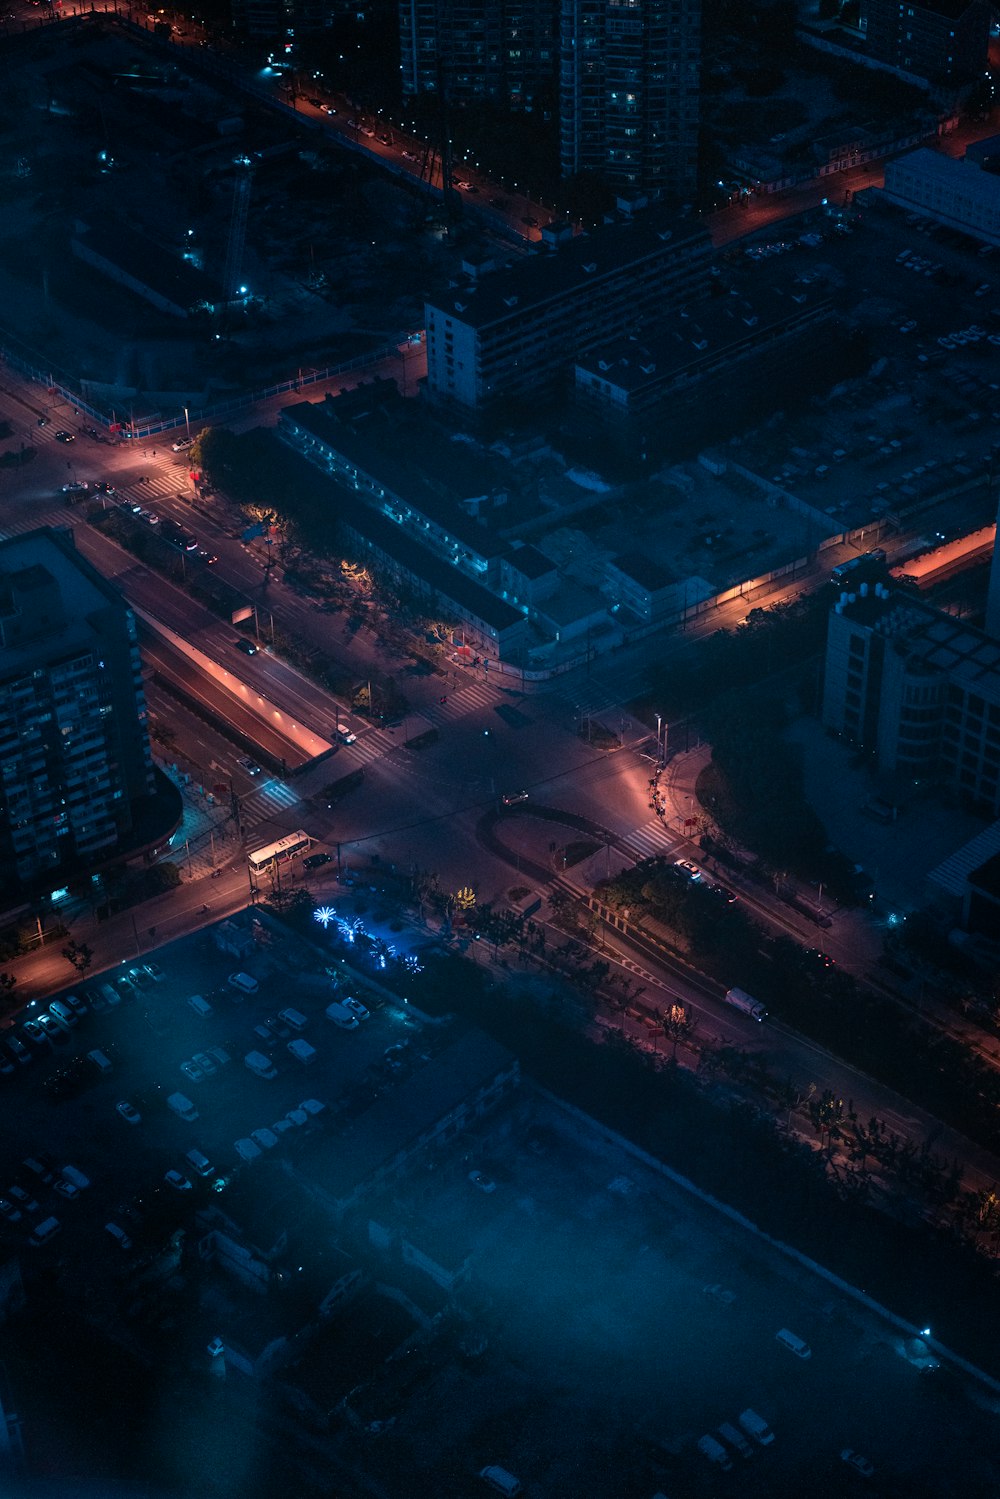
xmin=352 ymin=1098 xmax=1000 ymax=1498
xmin=2 ymin=913 xmax=1000 ymax=1496
xmin=0 ymin=924 xmax=424 ymax=1272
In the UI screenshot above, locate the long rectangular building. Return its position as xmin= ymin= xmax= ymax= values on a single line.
xmin=424 ymin=207 xmax=712 ymax=411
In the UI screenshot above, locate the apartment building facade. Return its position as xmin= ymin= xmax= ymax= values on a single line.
xmin=861 ymin=0 xmax=990 ymax=87
xmin=559 ymin=0 xmax=701 ymax=198
xmin=823 ymin=581 xmax=1000 ymax=815
xmin=0 ymin=530 xmax=155 ymax=890
xmin=399 ymin=0 xmax=558 ymax=110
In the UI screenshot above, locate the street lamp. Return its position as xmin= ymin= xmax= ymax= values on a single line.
xmin=183 ymin=405 xmax=191 ymax=443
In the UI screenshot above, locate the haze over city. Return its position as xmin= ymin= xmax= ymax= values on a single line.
xmin=0 ymin=0 xmax=998 ymax=1494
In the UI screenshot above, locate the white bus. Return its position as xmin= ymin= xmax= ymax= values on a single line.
xmin=247 ymin=830 xmax=311 ymax=874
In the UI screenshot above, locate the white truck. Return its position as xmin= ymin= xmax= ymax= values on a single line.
xmin=724 ymin=987 xmax=767 ymax=1022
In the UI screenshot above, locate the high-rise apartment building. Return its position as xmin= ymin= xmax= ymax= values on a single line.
xmin=399 ymin=0 xmax=558 ymax=111
xmin=0 ymin=529 xmax=155 ymax=892
xmin=559 ymin=0 xmax=700 ymax=199
xmin=861 ymin=0 xmax=990 ymax=89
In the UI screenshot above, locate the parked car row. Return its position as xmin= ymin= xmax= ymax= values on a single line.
xmin=235 ymin=1099 xmax=326 ymax=1162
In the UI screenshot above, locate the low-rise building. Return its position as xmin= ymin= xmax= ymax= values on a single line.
xmin=292 ymin=1030 xmax=520 ymax=1221
xmin=883 ymin=147 xmax=1000 ymax=245
xmin=574 ymin=278 xmax=834 ymax=427
xmin=424 ymin=206 xmax=712 ymax=411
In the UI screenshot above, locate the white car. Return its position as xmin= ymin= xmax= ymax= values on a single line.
xmin=235 ymin=1137 xmax=262 ymax=1162
xmin=673 ymin=859 xmax=702 ymax=881
xmin=228 ymin=972 xmax=259 ymax=994
xmin=164 ymin=1170 xmax=193 ymax=1191
xmin=180 ymin=1060 xmax=204 ymax=1083
xmin=116 ymin=1100 xmax=142 ymax=1125
xmin=325 ymin=1002 xmax=360 ymax=1030
xmin=336 ymin=726 xmax=357 ymax=745
xmin=341 ymin=997 xmax=369 ymax=1021
xmin=841 ymin=1449 xmax=875 ymax=1479
xmin=250 ymin=1128 xmax=278 ymax=1151
xmin=171 ymin=437 xmax=192 ymax=451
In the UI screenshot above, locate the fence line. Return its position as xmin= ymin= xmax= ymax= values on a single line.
xmin=0 ymin=337 xmax=415 ymax=440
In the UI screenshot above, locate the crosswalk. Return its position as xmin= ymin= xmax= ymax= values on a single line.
xmin=239 ymin=777 xmax=303 ymax=834
xmin=419 ymin=678 xmax=501 ymax=726
xmin=340 ymin=729 xmax=397 ymax=767
xmin=621 ymin=819 xmax=681 ymax=864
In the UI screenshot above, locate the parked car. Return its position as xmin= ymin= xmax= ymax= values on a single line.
xmin=228 ymin=972 xmax=259 ymax=995
xmin=54 ymin=1178 xmax=80 ymax=1200
xmin=105 ymin=1222 xmax=133 ymax=1250
xmin=8 ymin=1186 xmax=38 ymax=1213
xmin=235 ymin=1138 xmax=262 ymax=1162
xmin=673 ymin=859 xmax=702 ymax=881
xmin=341 ymin=997 xmax=369 ymax=1021
xmin=116 ymin=1100 xmax=142 ymax=1125
xmin=6 ymin=1037 xmax=31 ymax=1065
xmin=180 ymin=1060 xmax=204 ymax=1084
xmin=468 ymin=1170 xmax=497 ymax=1194
xmin=192 ymin=1052 xmax=217 ymax=1076
xmin=0 ymin=1198 xmax=22 ymax=1223
xmin=0 ymin=1051 xmax=14 ymax=1077
xmin=63 ymin=993 xmax=88 ymax=1016
xmin=250 ymin=1128 xmax=278 ymax=1151
xmin=841 ymin=1449 xmax=875 ymax=1479
xmin=21 ymin=1019 xmax=47 ymax=1047
xmin=325 ymin=1002 xmax=359 ymax=1030
xmin=164 ymin=1170 xmax=192 ymax=1191
xmin=38 ymin=1014 xmax=65 ymax=1044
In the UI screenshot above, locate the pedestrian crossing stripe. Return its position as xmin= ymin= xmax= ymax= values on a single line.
xmin=624 ymin=820 xmax=680 ymax=863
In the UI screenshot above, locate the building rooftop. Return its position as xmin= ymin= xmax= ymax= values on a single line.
xmin=74 ymin=218 xmax=223 ymax=310
xmin=576 ymin=278 xmax=833 ymax=395
xmin=889 ymin=148 xmax=1000 ymax=210
xmin=836 ymin=584 xmax=1000 ymax=687
xmin=299 ymin=1030 xmax=517 ymax=1204
xmin=968 ymin=846 xmax=1000 ymax=898
xmin=427 ymin=207 xmax=711 ymax=330
xmin=0 ymin=528 xmax=127 ymax=670
xmin=344 ymin=504 xmax=525 ymax=634
xmin=928 ymin=820 xmax=1000 ymax=898
xmin=279 ymin=396 xmax=514 ymax=559
xmin=611 ymin=551 xmax=674 ymax=591
xmin=504 ymin=542 xmax=557 ymax=580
